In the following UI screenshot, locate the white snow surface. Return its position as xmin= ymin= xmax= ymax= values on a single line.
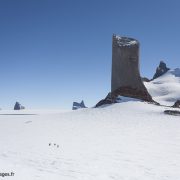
xmin=145 ymin=68 xmax=180 ymax=106
xmin=0 ymin=101 xmax=180 ymax=180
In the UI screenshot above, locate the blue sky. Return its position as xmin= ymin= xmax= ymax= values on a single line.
xmin=0 ymin=0 xmax=179 ymax=109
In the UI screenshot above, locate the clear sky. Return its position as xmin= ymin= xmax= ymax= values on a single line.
xmin=0 ymin=0 xmax=179 ymax=109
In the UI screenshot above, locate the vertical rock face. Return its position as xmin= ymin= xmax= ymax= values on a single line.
xmin=95 ymin=34 xmax=155 ymax=107
xmin=111 ymin=35 xmax=153 ymax=102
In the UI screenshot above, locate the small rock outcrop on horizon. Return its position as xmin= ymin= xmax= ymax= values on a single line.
xmin=172 ymin=100 xmax=180 ymax=108
xmin=72 ymin=100 xmax=87 ymax=110
xmin=153 ymin=61 xmax=170 ymax=79
xmin=14 ymin=102 xmax=25 ymax=110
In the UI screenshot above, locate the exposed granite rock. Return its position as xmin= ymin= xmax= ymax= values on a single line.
xmin=111 ymin=35 xmax=149 ymax=96
xmin=172 ymin=100 xmax=180 ymax=108
xmin=153 ymin=61 xmax=170 ymax=79
xmin=112 ymin=86 xmax=154 ymax=102
xmin=72 ymin=100 xmax=87 ymax=110
xmin=95 ymin=93 xmax=118 ymax=107
xmin=95 ymin=87 xmax=158 ymax=107
xmin=14 ymin=102 xmax=25 ymax=110
xmin=164 ymin=110 xmax=180 ymax=116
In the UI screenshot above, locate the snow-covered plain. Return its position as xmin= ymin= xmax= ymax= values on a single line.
xmin=0 ymin=69 xmax=180 ymax=180
xmin=0 ymin=102 xmax=180 ymax=180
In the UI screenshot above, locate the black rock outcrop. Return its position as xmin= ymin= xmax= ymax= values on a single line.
xmin=164 ymin=110 xmax=180 ymax=116
xmin=172 ymin=100 xmax=180 ymax=108
xmin=153 ymin=61 xmax=170 ymax=79
xmin=72 ymin=100 xmax=87 ymax=110
xmin=14 ymin=102 xmax=25 ymax=110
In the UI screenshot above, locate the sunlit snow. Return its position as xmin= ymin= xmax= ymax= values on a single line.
xmin=0 ymin=69 xmax=180 ymax=180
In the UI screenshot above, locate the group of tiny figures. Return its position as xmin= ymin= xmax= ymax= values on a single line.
xmin=49 ymin=143 xmax=59 ymax=148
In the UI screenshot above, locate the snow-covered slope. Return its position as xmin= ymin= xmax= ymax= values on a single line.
xmin=0 ymin=102 xmax=180 ymax=180
xmin=145 ymin=68 xmax=180 ymax=106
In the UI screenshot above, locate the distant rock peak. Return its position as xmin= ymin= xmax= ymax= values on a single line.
xmin=72 ymin=100 xmax=87 ymax=110
xmin=14 ymin=102 xmax=25 ymax=110
xmin=153 ymin=61 xmax=170 ymax=79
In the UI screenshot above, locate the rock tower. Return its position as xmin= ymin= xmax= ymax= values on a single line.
xmin=111 ymin=34 xmax=153 ymax=101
